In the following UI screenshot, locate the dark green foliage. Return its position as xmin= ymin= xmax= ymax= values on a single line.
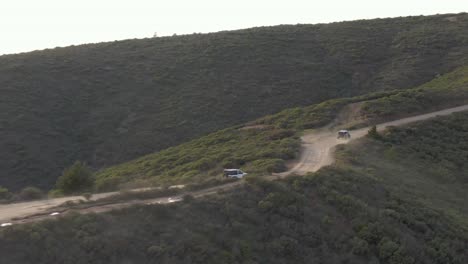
xmin=18 ymin=187 xmax=44 ymax=201
xmin=55 ymin=161 xmax=94 ymax=194
xmin=3 ymin=14 xmax=468 ymax=190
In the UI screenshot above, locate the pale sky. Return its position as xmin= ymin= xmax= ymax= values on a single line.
xmin=1 ymin=0 xmax=467 ymax=55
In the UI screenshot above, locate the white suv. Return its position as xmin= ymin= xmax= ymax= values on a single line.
xmin=223 ymin=169 xmax=247 ymax=179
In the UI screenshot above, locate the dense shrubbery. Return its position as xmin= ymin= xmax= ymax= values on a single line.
xmin=360 ymin=66 xmax=468 ymax=122
xmin=3 ymin=13 xmax=468 ymax=191
xmin=378 ymin=112 xmax=468 ymax=183
xmin=94 ymin=127 xmax=300 ymax=191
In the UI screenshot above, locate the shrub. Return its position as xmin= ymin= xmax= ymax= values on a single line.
xmin=18 ymin=187 xmax=44 ymax=201
xmin=55 ymin=161 xmax=94 ymax=195
xmin=0 ymin=186 xmax=12 ymax=200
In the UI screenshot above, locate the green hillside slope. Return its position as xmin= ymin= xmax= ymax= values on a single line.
xmin=92 ymin=66 xmax=468 ymax=191
xmin=1 ymin=112 xmax=466 ymax=264
xmin=2 ymin=13 xmax=468 ymax=190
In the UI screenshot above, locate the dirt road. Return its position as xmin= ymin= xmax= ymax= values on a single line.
xmin=0 ymin=187 xmax=160 ymax=223
xmin=277 ymin=104 xmax=468 ymax=176
xmin=2 ymin=104 xmax=468 ymax=226
xmin=4 ymin=181 xmax=242 ymax=225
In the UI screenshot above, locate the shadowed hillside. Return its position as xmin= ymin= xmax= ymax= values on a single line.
xmin=2 ymin=13 xmax=468 ymax=190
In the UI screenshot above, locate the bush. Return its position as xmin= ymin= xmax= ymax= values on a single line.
xmin=55 ymin=161 xmax=94 ymax=195
xmin=18 ymin=187 xmax=44 ymax=201
xmin=0 ymin=186 xmax=12 ymax=200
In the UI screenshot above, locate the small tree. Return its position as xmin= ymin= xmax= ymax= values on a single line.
xmin=56 ymin=161 xmax=94 ymax=195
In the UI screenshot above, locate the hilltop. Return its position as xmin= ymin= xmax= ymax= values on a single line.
xmin=2 ymin=13 xmax=468 ymax=190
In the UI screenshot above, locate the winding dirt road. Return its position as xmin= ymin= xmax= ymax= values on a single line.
xmin=1 ymin=104 xmax=468 ymax=226
xmin=278 ymin=104 xmax=468 ymax=176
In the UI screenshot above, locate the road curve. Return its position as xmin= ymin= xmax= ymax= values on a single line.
xmin=277 ymin=104 xmax=468 ymax=176
xmin=1 ymin=104 xmax=468 ymax=226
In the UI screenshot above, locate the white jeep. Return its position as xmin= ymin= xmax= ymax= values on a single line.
xmin=337 ymin=130 xmax=351 ymax=139
xmin=223 ymin=169 xmax=247 ymax=179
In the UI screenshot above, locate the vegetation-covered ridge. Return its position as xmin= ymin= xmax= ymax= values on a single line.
xmin=91 ymin=65 xmax=468 ymax=191
xmin=1 ymin=63 xmax=463 ymax=195
xmin=253 ymin=66 xmax=468 ymax=130
xmin=2 ymin=13 xmax=468 ymax=190
xmin=1 ymin=111 xmax=466 ymax=264
xmin=359 ymin=66 xmax=468 ymax=123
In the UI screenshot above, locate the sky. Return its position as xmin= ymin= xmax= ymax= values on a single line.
xmin=1 ymin=0 xmax=467 ymax=55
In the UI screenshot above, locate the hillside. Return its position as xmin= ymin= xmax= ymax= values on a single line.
xmin=92 ymin=66 xmax=468 ymax=191
xmin=2 ymin=13 xmax=468 ymax=190
xmin=1 ymin=112 xmax=466 ymax=263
